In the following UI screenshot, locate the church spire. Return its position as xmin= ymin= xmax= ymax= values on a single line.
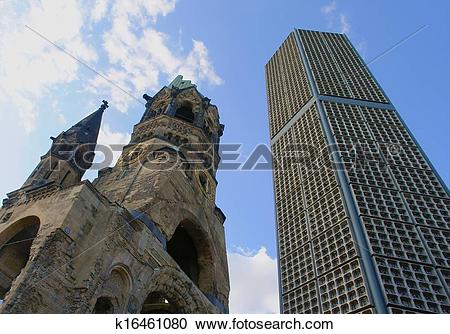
xmin=63 ymin=99 xmax=108 ymax=144
xmin=3 ymin=100 xmax=108 ymax=207
xmin=49 ymin=99 xmax=108 ymax=172
xmin=20 ymin=100 xmax=108 ymax=190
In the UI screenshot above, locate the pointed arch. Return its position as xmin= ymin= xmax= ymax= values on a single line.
xmin=0 ymin=216 xmax=41 ymax=300
xmin=167 ymin=219 xmax=215 ymax=294
xmin=167 ymin=224 xmax=199 ymax=285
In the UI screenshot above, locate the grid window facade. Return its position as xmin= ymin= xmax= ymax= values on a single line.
xmin=266 ymin=32 xmax=312 ymax=137
xmin=374 ymin=257 xmax=450 ymax=313
xmin=299 ymin=30 xmax=388 ymax=103
xmin=312 ymin=219 xmax=358 ymax=276
xmin=318 ymin=259 xmax=372 ymax=314
xmin=268 ymin=29 xmax=450 ymax=314
xmin=283 ymin=281 xmax=320 ymax=314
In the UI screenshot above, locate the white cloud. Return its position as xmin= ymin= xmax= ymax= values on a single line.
xmin=0 ymin=0 xmax=97 ymax=133
xmin=339 ymin=14 xmax=351 ymax=34
xmin=96 ymin=123 xmax=131 ymax=166
xmin=355 ymin=40 xmax=368 ymax=60
xmin=320 ymin=1 xmax=351 ymax=34
xmin=1 ymin=0 xmax=222 ymax=134
xmin=16 ymin=97 xmax=37 ymax=134
xmin=91 ymin=0 xmax=110 ymax=23
xmin=57 ymin=113 xmax=67 ymax=125
xmin=50 ymin=100 xmax=68 ymax=125
xmin=88 ymin=0 xmax=223 ymax=114
xmin=228 ymin=247 xmax=279 ymax=314
xmin=320 ymin=0 xmax=336 ymax=15
xmin=179 ymin=40 xmax=224 ymax=86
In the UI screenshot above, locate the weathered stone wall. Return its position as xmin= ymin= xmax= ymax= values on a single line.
xmin=0 ymin=182 xmax=220 ymax=313
xmin=0 ymin=83 xmax=229 ymax=314
xmin=93 ymin=138 xmax=230 ymax=309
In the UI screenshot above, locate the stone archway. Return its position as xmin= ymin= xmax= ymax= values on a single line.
xmin=92 ymin=265 xmax=132 ymax=314
xmin=138 ymin=267 xmax=213 ymax=314
xmin=140 ymin=291 xmax=179 ymax=314
xmin=167 ymin=224 xmax=199 ymax=285
xmin=167 ymin=219 xmax=215 ymax=295
xmin=0 ymin=216 xmax=41 ymax=301
xmin=92 ymin=296 xmax=114 ymax=314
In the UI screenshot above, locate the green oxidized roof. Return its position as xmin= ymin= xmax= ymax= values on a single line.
xmin=168 ymin=75 xmax=197 ymax=90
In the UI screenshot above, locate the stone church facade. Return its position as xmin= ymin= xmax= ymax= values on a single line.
xmin=0 ymin=76 xmax=229 ymax=314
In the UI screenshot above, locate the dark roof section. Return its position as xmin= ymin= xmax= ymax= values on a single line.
xmin=49 ymin=100 xmax=108 ymax=173
xmin=72 ymin=100 xmax=108 ymax=144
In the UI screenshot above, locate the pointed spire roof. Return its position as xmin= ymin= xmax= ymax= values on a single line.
xmin=67 ymin=99 xmax=108 ymax=144
xmin=49 ymin=100 xmax=108 ymax=172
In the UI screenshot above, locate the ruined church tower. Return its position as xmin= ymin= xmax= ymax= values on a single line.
xmin=0 ymin=76 xmax=229 ymax=314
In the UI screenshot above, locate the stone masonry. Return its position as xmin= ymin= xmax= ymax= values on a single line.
xmin=0 ymin=76 xmax=229 ymax=314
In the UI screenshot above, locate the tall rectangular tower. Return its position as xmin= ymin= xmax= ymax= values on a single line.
xmin=266 ymin=29 xmax=450 ymax=314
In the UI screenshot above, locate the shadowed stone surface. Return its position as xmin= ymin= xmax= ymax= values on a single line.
xmin=0 ymin=78 xmax=229 ymax=314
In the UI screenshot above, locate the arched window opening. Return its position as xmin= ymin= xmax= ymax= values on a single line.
xmin=167 ymin=225 xmax=199 ymax=285
xmin=140 ymin=292 xmax=179 ymax=314
xmin=92 ymin=266 xmax=131 ymax=314
xmin=0 ymin=217 xmax=40 ymax=300
xmin=93 ymin=296 xmax=114 ymax=314
xmin=174 ymin=104 xmax=194 ymax=123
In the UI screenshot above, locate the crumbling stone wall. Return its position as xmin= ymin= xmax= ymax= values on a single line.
xmin=0 ymin=182 xmax=222 ymax=313
xmin=0 ymin=82 xmax=229 ymax=314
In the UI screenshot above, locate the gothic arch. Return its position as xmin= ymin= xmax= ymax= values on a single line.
xmin=92 ymin=264 xmax=132 ymax=314
xmin=167 ymin=223 xmax=199 ymax=284
xmin=0 ymin=215 xmax=41 ymax=301
xmin=167 ymin=218 xmax=215 ymax=295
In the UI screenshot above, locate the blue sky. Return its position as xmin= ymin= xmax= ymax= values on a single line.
xmin=0 ymin=0 xmax=448 ymax=313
